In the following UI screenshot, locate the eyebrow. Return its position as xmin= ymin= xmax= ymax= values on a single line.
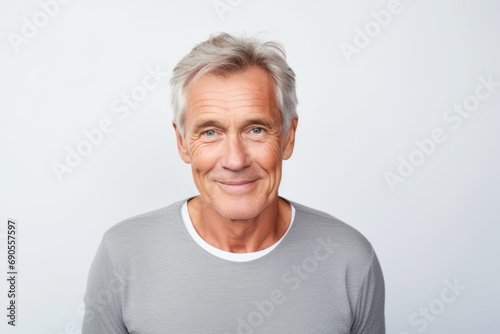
xmin=192 ymin=120 xmax=223 ymax=134
xmin=192 ymin=117 xmax=276 ymax=134
xmin=243 ymin=118 xmax=274 ymax=128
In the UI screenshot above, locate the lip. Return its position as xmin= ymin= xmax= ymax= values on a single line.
xmin=219 ymin=180 xmax=257 ymax=186
xmin=216 ymin=179 xmax=258 ymax=191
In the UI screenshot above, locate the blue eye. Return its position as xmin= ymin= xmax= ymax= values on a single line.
xmin=251 ymin=128 xmax=263 ymax=134
xmin=203 ymin=130 xmax=216 ymax=137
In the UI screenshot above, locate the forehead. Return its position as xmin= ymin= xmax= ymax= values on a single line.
xmin=184 ymin=67 xmax=279 ymax=124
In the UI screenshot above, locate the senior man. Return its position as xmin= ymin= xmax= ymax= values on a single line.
xmin=83 ymin=32 xmax=385 ymax=333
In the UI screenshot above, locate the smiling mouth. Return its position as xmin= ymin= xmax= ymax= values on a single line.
xmin=219 ymin=180 xmax=256 ymax=185
xmin=217 ymin=179 xmax=258 ymax=191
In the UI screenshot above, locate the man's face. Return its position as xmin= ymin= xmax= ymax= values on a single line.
xmin=174 ymin=66 xmax=297 ymax=220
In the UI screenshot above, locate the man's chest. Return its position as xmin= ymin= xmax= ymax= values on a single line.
xmin=121 ymin=259 xmax=352 ymax=334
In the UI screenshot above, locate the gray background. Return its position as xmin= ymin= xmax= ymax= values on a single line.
xmin=1 ymin=0 xmax=499 ymax=333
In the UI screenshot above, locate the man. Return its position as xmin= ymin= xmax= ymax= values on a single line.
xmin=83 ymin=32 xmax=385 ymax=333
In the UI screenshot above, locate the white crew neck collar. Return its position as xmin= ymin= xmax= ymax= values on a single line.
xmin=181 ymin=201 xmax=295 ymax=262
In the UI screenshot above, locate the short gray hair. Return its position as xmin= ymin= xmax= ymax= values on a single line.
xmin=170 ymin=32 xmax=298 ymax=135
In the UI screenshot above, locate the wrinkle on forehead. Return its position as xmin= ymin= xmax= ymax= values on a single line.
xmin=188 ymin=68 xmax=275 ymax=106
xmin=184 ymin=67 xmax=280 ymax=129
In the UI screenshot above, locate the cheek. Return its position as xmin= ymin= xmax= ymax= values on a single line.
xmin=252 ymin=141 xmax=283 ymax=172
xmin=189 ymin=143 xmax=220 ymax=173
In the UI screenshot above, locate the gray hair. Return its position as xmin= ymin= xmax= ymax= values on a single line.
xmin=170 ymin=32 xmax=298 ymax=135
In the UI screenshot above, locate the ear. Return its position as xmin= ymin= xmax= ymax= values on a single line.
xmin=173 ymin=122 xmax=191 ymax=164
xmin=282 ymin=116 xmax=298 ymax=160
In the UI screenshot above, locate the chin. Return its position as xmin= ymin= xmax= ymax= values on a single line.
xmin=212 ymin=197 xmax=267 ymax=221
xmin=215 ymin=205 xmax=261 ymax=221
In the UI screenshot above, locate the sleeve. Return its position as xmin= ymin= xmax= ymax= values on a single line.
xmin=82 ymin=236 xmax=129 ymax=334
xmin=351 ymin=249 xmax=385 ymax=334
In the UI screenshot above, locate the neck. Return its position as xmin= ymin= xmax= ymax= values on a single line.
xmin=187 ymin=196 xmax=291 ymax=253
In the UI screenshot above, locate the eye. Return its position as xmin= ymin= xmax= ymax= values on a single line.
xmin=203 ymin=129 xmax=217 ymax=137
xmin=251 ymin=127 xmax=263 ymax=135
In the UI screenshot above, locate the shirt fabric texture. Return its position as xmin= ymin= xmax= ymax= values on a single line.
xmin=82 ymin=199 xmax=385 ymax=334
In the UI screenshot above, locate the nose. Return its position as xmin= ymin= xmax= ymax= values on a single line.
xmin=220 ymin=134 xmax=251 ymax=171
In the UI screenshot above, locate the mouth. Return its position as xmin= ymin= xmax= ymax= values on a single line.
xmin=216 ymin=179 xmax=258 ymax=192
xmin=219 ymin=180 xmax=256 ymax=185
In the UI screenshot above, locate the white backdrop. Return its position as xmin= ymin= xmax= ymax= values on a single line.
xmin=1 ymin=0 xmax=499 ymax=333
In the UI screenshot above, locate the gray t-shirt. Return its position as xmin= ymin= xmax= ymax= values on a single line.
xmin=83 ymin=199 xmax=385 ymax=333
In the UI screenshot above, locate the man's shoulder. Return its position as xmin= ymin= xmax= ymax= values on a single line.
xmin=102 ymin=199 xmax=186 ymax=245
xmin=289 ymin=200 xmax=375 ymax=258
